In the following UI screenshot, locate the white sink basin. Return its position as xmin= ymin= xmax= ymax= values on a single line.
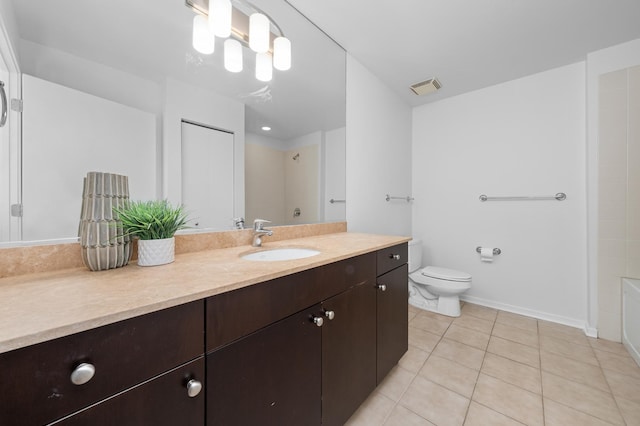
xmin=241 ymin=247 xmax=320 ymax=261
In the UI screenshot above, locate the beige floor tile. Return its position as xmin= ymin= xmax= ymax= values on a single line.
xmin=432 ymin=338 xmax=485 ymax=371
xmin=541 ymin=371 xmax=624 ymax=425
xmin=409 ymin=310 xmax=418 ymax=322
xmin=538 ymin=320 xmax=590 ymax=347
xmin=376 ymin=366 xmax=416 ymax=402
xmin=492 ymin=322 xmax=539 ymax=348
xmin=384 ymin=405 xmax=436 ymax=426
xmin=615 ymin=395 xmax=640 ymax=426
xmin=594 ymin=348 xmax=640 ymax=379
xmin=602 ymin=367 xmax=640 ymax=404
xmin=481 ymin=353 xmax=541 ymax=394
xmin=540 ymin=351 xmax=610 ymax=392
xmin=345 ymin=391 xmax=396 ymax=426
xmin=588 ymin=337 xmax=632 ymax=356
xmin=460 ymin=303 xmax=498 ymax=322
xmin=399 ymin=345 xmax=430 ymax=374
xmin=487 ymin=336 xmax=540 ymax=369
xmin=453 ymin=314 xmax=495 ymax=335
xmin=444 ymin=325 xmax=490 ymax=351
xmin=495 ymin=311 xmax=538 ymax=333
xmin=410 ymin=308 xmax=455 ymax=324
xmin=409 ymin=326 xmax=441 ymax=353
xmin=463 ymin=401 xmax=526 ymax=426
xmin=472 ymin=373 xmax=543 ymax=426
xmin=399 ymin=376 xmax=470 ymax=426
xmin=539 ymin=335 xmax=599 ymax=366
xmin=410 ymin=312 xmax=452 ymax=336
xmin=543 ymin=398 xmax=615 ymax=426
xmin=419 ymin=355 xmax=480 ymax=398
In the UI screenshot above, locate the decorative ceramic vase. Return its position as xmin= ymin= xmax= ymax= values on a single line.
xmin=79 ymin=172 xmax=132 ymax=271
xmin=137 ymin=237 xmax=175 ymax=267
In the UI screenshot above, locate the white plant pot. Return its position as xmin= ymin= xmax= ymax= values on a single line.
xmin=137 ymin=237 xmax=175 ymax=267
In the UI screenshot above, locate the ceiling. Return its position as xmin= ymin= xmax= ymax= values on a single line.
xmin=287 ymin=0 xmax=640 ymax=106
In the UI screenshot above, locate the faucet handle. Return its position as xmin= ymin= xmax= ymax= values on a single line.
xmin=253 ymin=219 xmax=271 ymax=230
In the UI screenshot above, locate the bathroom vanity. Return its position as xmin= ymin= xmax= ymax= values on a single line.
xmin=0 ymin=233 xmax=408 ymax=425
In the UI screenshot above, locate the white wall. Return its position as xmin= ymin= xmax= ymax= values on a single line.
xmin=345 ymin=55 xmax=412 ymax=236
xmin=412 ymin=63 xmax=588 ymax=327
xmin=21 ymin=75 xmax=157 ymax=241
xmin=324 ymin=127 xmax=346 ymax=222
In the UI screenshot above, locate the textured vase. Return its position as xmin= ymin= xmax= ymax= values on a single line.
xmin=137 ymin=237 xmax=175 ymax=267
xmin=79 ymin=172 xmax=132 ymax=271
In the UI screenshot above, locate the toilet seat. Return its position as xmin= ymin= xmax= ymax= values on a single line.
xmin=421 ymin=266 xmax=471 ymax=282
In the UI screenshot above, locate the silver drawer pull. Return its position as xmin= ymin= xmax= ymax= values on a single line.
xmin=186 ymin=379 xmax=203 ymax=397
xmin=70 ymin=363 xmax=95 ymax=385
xmin=311 ymin=316 xmax=324 ymax=327
xmin=377 ymin=284 xmax=387 ymax=292
xmin=389 ymin=254 xmax=400 ymax=260
xmin=324 ymin=310 xmax=335 ymax=320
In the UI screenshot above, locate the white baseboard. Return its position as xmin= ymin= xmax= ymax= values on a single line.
xmin=460 ymin=295 xmax=594 ymax=336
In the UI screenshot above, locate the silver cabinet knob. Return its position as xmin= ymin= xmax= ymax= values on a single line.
xmin=324 ymin=310 xmax=335 ymax=320
xmin=389 ymin=254 xmax=400 ymax=260
xmin=312 ymin=316 xmax=324 ymax=327
xmin=70 ymin=363 xmax=95 ymax=385
xmin=377 ymin=284 xmax=387 ymax=292
xmin=186 ymin=379 xmax=202 ymax=398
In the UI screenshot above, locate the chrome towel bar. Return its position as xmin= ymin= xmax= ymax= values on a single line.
xmin=386 ymin=194 xmax=414 ymax=202
xmin=479 ymin=192 xmax=566 ymax=202
xmin=476 ymin=247 xmax=502 ymax=255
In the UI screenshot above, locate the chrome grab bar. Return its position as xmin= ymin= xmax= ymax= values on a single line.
xmin=385 ymin=194 xmax=414 ymax=202
xmin=476 ymin=247 xmax=502 ymax=255
xmin=329 ymin=199 xmax=346 ymax=204
xmin=479 ymin=192 xmax=566 ymax=202
xmin=0 ymin=81 xmax=7 ymax=127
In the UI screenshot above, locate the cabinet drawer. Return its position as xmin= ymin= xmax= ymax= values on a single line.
xmin=0 ymin=300 xmax=204 ymax=426
xmin=376 ymin=243 xmax=408 ymax=276
xmin=56 ymin=357 xmax=205 ymax=426
xmin=206 ymin=253 xmax=375 ymax=352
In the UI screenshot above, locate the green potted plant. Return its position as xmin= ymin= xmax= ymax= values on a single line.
xmin=113 ymin=199 xmax=189 ymax=266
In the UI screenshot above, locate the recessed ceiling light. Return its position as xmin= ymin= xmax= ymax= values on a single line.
xmin=261 ymin=126 xmax=271 ymax=131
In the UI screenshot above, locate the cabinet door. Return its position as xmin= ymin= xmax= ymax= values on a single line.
xmin=207 ymin=305 xmax=322 ymax=426
xmin=321 ymin=282 xmax=377 ymax=426
xmin=57 ymin=357 xmax=205 ymax=426
xmin=376 ymin=264 xmax=409 ymax=383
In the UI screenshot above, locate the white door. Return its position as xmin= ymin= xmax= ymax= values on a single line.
xmin=181 ymin=121 xmax=235 ymax=231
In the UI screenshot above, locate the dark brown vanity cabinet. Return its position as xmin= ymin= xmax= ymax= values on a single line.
xmin=206 ymin=245 xmax=408 ymax=426
xmin=376 ymin=243 xmax=409 ymax=383
xmin=0 ymin=300 xmax=205 ymax=426
xmin=1 ymin=243 xmax=408 ymax=426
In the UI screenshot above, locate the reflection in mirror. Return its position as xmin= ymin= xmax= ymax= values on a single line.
xmin=0 ymin=0 xmax=345 ymax=243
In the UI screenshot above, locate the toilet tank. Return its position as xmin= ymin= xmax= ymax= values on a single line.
xmin=408 ymin=239 xmax=422 ymax=273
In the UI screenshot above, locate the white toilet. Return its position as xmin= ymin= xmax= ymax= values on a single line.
xmin=408 ymin=239 xmax=471 ymax=317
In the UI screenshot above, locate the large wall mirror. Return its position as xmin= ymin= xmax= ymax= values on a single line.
xmin=0 ymin=0 xmax=346 ymax=243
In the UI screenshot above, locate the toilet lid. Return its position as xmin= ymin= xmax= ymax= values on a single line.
xmin=421 ymin=266 xmax=471 ymax=282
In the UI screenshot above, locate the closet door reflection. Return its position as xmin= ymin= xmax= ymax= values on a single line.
xmin=181 ymin=122 xmax=235 ymax=231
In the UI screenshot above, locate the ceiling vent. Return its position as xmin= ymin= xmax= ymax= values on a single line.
xmin=410 ymin=78 xmax=442 ymax=96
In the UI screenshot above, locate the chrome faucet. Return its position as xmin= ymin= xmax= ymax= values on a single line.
xmin=252 ymin=219 xmax=273 ymax=247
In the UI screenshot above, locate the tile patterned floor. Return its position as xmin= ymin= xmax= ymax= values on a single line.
xmin=345 ymin=303 xmax=640 ymax=426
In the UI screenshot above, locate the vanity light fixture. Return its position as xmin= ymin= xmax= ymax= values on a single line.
xmin=187 ymin=0 xmax=292 ymax=82
xmin=261 ymin=126 xmax=271 ymax=131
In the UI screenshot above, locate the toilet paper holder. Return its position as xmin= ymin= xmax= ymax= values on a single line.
xmin=476 ymin=247 xmax=501 ymax=255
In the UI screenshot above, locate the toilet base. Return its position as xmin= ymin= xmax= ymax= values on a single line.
xmin=409 ymin=293 xmax=461 ymax=317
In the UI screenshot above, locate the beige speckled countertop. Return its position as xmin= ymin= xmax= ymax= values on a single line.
xmin=0 ymin=232 xmax=410 ymax=354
